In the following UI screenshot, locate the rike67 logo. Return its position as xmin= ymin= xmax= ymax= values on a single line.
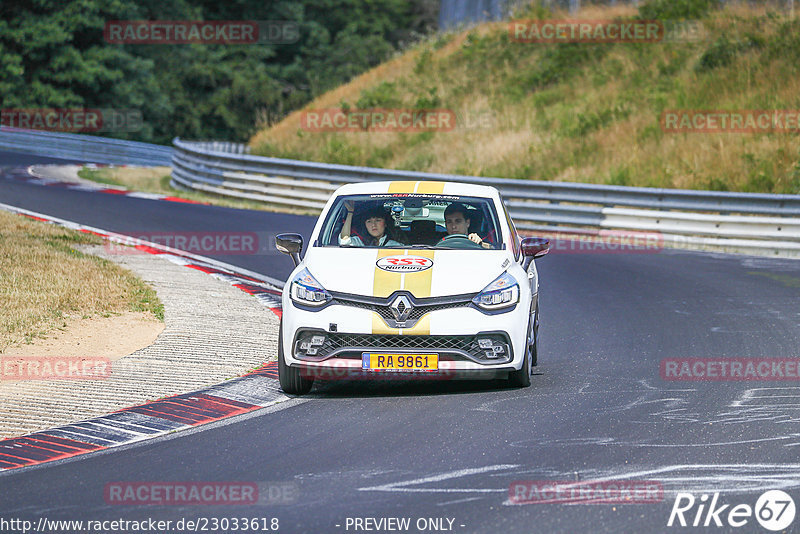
xmin=667 ymin=490 xmax=795 ymax=531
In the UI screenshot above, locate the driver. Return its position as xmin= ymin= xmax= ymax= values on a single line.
xmin=441 ymin=203 xmax=492 ymax=249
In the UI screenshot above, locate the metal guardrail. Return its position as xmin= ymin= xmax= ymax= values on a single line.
xmin=172 ymin=138 xmax=800 ymax=256
xmin=0 ymin=128 xmax=173 ymax=167
xmin=171 ymin=137 xmax=800 ymax=246
xmin=3 ymin=128 xmax=795 ymax=255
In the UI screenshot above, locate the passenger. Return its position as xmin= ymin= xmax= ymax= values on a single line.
xmin=441 ymin=202 xmax=492 ymax=249
xmin=339 ymin=202 xmax=403 ymax=247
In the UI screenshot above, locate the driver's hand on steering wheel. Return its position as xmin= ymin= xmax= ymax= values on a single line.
xmin=469 ymin=233 xmax=492 ymax=249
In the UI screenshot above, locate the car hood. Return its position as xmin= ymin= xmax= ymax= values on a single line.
xmin=302 ymin=247 xmax=511 ymax=298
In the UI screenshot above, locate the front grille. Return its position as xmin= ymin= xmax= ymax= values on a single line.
xmin=293 ymin=331 xmax=512 ymax=364
xmin=330 ymin=292 xmax=474 ymax=328
xmin=336 ymin=299 xmax=467 ymax=324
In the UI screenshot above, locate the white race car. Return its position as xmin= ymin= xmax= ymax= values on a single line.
xmin=275 ymin=180 xmax=549 ymax=394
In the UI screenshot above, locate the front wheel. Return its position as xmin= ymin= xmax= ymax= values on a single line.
xmin=508 ymin=345 xmax=532 ymax=387
xmin=508 ymin=318 xmax=534 ymax=388
xmin=277 ymin=320 xmax=314 ymax=395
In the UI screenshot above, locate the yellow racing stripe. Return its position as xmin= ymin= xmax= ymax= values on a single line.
xmin=388 ymin=181 xmax=416 ymax=193
xmin=373 ymin=249 xmax=402 ymax=298
xmin=415 ymin=181 xmax=446 ymax=194
xmin=402 ymin=315 xmax=430 ymax=336
xmin=386 ymin=181 xmax=447 ymax=194
xmin=372 ymin=313 xmax=398 ymax=335
xmin=370 ymin=182 xmax=443 ymax=336
xmin=371 ymin=249 xmax=436 ymax=335
xmin=403 ymin=250 xmax=435 ymax=299
xmin=371 ymin=311 xmax=430 ymax=336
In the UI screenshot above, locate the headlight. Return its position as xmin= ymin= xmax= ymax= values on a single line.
xmin=472 ymin=272 xmax=519 ymax=311
xmin=290 ymin=268 xmax=331 ymax=307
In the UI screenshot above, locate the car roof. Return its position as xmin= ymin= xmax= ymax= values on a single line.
xmin=332 ymin=180 xmax=500 ymax=198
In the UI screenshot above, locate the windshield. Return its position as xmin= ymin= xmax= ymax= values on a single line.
xmin=318 ymin=193 xmax=504 ymax=250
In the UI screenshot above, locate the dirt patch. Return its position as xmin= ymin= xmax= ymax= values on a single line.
xmin=0 ymin=209 xmax=164 ymax=352
xmin=2 ymin=311 xmax=164 ymax=363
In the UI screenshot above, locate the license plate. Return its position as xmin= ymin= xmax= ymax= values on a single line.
xmin=362 ymin=353 xmax=438 ymax=371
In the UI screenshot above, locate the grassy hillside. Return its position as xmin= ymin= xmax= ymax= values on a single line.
xmin=250 ymin=1 xmax=800 ymax=194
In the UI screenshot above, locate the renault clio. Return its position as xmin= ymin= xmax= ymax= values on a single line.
xmin=275 ymin=181 xmax=549 ymax=394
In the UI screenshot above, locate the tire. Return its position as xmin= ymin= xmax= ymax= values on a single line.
xmin=508 ymin=344 xmax=532 ymax=387
xmin=508 ymin=315 xmax=534 ymax=388
xmin=277 ymin=320 xmax=314 ymax=395
xmin=530 ymin=308 xmax=539 ymax=368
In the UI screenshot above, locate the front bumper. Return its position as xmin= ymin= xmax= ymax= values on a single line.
xmin=294 ymin=363 xmax=514 ymax=381
xmin=292 ymin=330 xmax=514 ymax=365
xmin=281 ymin=294 xmax=530 ymax=379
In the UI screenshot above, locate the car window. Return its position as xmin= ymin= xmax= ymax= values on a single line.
xmin=499 ymin=194 xmax=520 ymax=260
xmin=319 ymin=193 xmax=505 ymax=250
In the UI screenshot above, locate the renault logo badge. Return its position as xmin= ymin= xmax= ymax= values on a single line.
xmin=389 ymin=295 xmax=413 ymax=322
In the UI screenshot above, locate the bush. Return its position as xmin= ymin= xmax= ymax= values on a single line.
xmin=414 ymin=48 xmax=433 ymax=74
xmin=563 ymin=104 xmax=631 ymax=137
xmin=413 ymin=87 xmax=441 ymax=109
xmin=512 ymin=0 xmax=552 ymax=19
xmin=402 ymin=151 xmax=435 ymax=171
xmin=696 ymin=36 xmax=741 ymax=70
xmin=790 ymin=158 xmax=800 ymax=194
xmin=696 ymin=36 xmax=760 ymax=72
xmin=321 ymin=137 xmax=363 ymax=165
xmin=607 ymin=167 xmax=632 ymax=186
xmin=767 ymin=19 xmax=800 ymax=61
xmin=639 ymin=0 xmax=720 ymax=20
xmin=356 ymin=81 xmax=401 ymax=109
xmin=513 ymin=43 xmax=607 ymax=92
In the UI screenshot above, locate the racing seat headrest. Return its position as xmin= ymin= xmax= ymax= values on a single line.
xmin=409 ymin=219 xmax=438 ymax=245
xmin=467 ymin=209 xmax=484 ymax=234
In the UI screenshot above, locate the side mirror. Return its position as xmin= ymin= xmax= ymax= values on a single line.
xmin=521 ymin=237 xmax=549 ymax=270
xmin=522 ymin=237 xmax=550 ymax=258
xmin=276 ymin=233 xmax=303 ymax=266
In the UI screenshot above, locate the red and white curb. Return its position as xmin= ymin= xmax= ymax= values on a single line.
xmin=0 ymin=201 xmax=285 ymax=315
xmin=1 ymin=165 xmax=206 ymax=205
xmin=0 ymin=202 xmax=288 ymax=472
xmin=0 ymin=365 xmax=280 ymax=472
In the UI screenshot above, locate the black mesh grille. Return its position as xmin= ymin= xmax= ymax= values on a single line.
xmin=295 ymin=332 xmax=510 ymax=363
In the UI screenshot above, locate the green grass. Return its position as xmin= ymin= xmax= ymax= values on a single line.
xmin=0 ymin=211 xmax=163 ymax=350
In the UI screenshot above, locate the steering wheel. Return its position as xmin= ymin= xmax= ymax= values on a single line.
xmin=438 ymin=234 xmax=482 ymax=249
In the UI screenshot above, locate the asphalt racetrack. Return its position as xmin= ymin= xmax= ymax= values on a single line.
xmin=2 ymin=151 xmax=800 ymax=533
